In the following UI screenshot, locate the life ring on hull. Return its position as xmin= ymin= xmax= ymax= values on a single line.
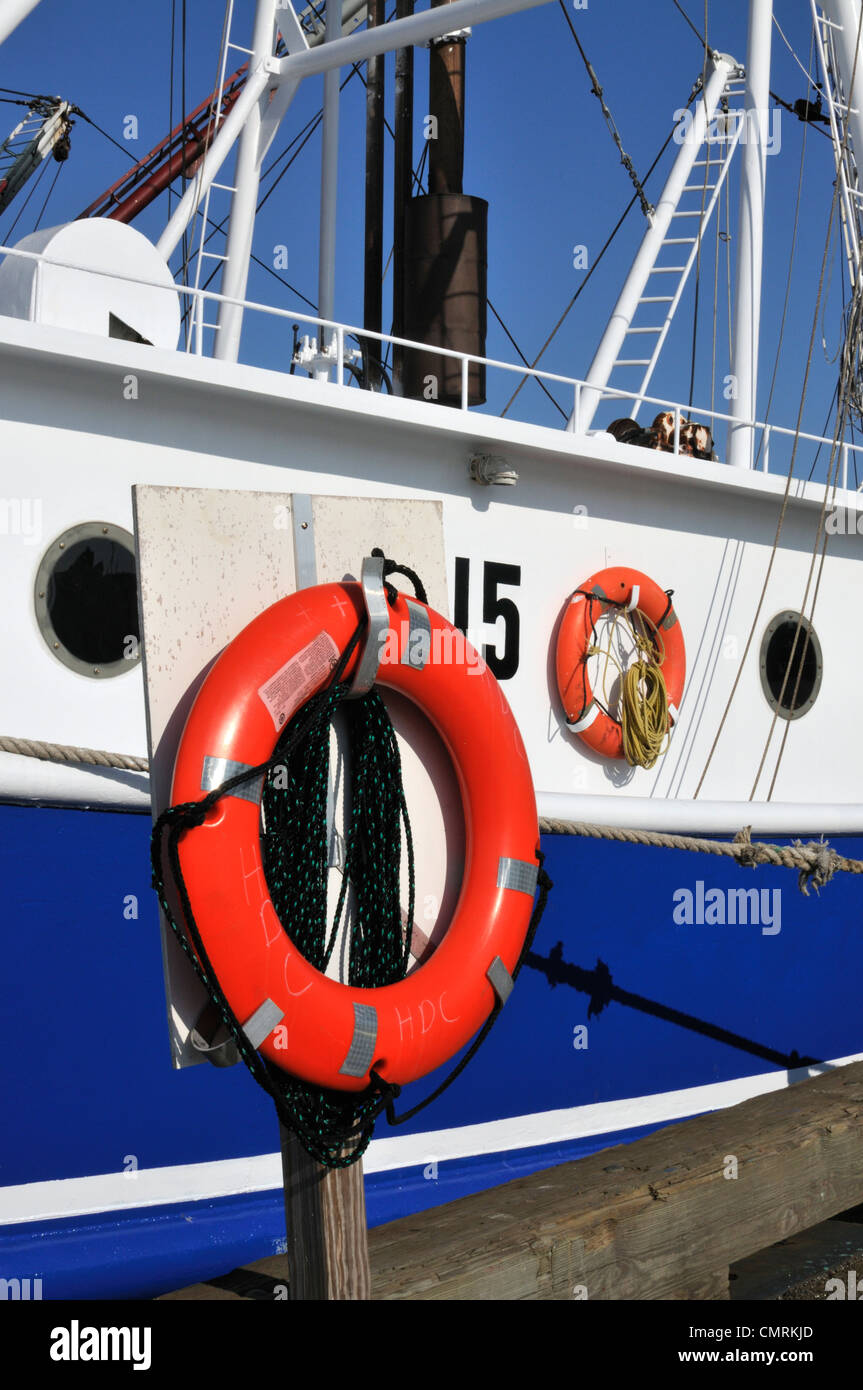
xmin=555 ymin=566 xmax=685 ymax=761
xmin=170 ymin=582 xmax=539 ymax=1094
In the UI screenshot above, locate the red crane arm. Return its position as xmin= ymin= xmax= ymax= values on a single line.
xmin=77 ymin=65 xmax=247 ymax=223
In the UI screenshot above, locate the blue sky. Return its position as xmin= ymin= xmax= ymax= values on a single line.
xmin=0 ymin=1 xmax=852 ymax=475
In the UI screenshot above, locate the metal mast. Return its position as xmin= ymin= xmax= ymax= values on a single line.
xmin=727 ymin=0 xmax=773 ymax=469
xmin=0 ymin=0 xmax=41 ymax=48
xmin=214 ymin=0 xmax=281 ymax=363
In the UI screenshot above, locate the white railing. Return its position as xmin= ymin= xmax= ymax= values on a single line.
xmin=2 ymin=235 xmax=862 ymax=492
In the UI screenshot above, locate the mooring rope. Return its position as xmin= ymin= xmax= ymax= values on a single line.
xmin=0 ymin=734 xmax=148 ymax=772
xmin=538 ymin=818 xmax=860 ymax=895
xmin=3 ymin=735 xmax=861 ymax=896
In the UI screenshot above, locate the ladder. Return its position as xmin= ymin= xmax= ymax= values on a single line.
xmin=187 ymin=0 xmax=242 ymax=353
xmin=607 ymin=83 xmax=745 ymax=422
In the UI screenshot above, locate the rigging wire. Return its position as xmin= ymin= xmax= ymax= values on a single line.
xmin=669 ymin=0 xmax=711 ymax=55
xmin=488 ymin=298 xmax=568 ymax=420
xmin=31 ymin=157 xmax=63 ymax=231
xmin=2 ymin=153 xmax=50 ymax=237
xmin=773 ymin=13 xmax=825 ymax=93
xmin=70 ymin=107 xmax=129 ymax=157
xmin=557 ymin=0 xmax=654 ymax=219
xmin=695 ymin=177 xmax=843 ymax=798
xmin=696 ymin=1 xmax=863 ymax=801
xmin=805 ymin=381 xmax=840 ymax=483
xmin=763 ymin=388 xmax=849 ymax=799
xmin=500 ymin=86 xmax=702 ymax=418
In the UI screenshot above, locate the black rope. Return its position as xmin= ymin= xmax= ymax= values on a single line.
xmin=377 ymin=851 xmax=552 ymax=1127
xmin=370 ymin=546 xmax=428 ymax=606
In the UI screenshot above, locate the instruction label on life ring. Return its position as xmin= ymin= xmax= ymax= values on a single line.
xmin=257 ymin=631 xmax=339 ymax=730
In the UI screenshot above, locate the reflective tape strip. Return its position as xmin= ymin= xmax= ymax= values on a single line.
xmin=668 ymin=702 xmax=679 ymax=727
xmin=567 ymin=703 xmax=600 ymax=733
xmin=201 ymin=755 xmax=263 ymax=805
xmin=627 ymin=584 xmax=641 ymax=612
xmin=242 ymin=999 xmax=284 ymax=1051
xmin=339 ymin=1002 xmax=378 ymax=1078
xmin=487 ymin=955 xmax=514 ymax=1006
xmin=401 ymin=599 xmax=431 ymax=669
xmin=497 ymin=856 xmax=538 ymax=897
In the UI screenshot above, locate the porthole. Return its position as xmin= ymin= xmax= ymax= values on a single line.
xmin=759 ymin=611 xmax=822 ymax=720
xmin=34 ymin=523 xmax=140 ymax=678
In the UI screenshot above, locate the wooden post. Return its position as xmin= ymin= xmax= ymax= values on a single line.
xmin=280 ymin=1125 xmax=371 ymax=1300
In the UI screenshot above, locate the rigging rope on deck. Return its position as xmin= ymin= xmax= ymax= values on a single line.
xmin=538 ymin=818 xmax=859 ymax=896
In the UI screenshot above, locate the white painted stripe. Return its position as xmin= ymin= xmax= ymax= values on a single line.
xmin=2 ymin=1052 xmax=860 ymax=1227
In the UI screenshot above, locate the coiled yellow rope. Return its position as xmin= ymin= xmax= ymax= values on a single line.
xmin=589 ymin=608 xmax=670 ymax=769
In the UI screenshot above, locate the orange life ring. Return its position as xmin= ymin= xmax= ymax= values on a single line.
xmin=555 ymin=566 xmax=685 ymax=760
xmin=170 ymin=581 xmax=539 ymax=1093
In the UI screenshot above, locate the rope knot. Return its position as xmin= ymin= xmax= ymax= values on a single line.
xmin=794 ymin=838 xmax=840 ymax=897
xmin=733 ymin=825 xmax=760 ymax=869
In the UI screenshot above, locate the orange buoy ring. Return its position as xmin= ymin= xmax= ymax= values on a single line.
xmin=170 ymin=581 xmax=539 ymax=1093
xmin=555 ymin=566 xmax=685 ymax=761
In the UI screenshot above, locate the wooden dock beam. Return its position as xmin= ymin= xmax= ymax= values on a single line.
xmin=368 ymin=1060 xmax=863 ymax=1300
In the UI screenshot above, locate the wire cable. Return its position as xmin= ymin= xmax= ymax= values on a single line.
xmin=558 ymin=0 xmax=653 ymax=218
xmin=670 ymin=0 xmax=711 ymax=54
xmin=32 ymin=157 xmax=63 ymax=231
xmin=500 ymin=88 xmax=702 ymax=418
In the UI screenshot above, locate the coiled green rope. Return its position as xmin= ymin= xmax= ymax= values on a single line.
xmin=262 ymin=688 xmax=414 ymax=989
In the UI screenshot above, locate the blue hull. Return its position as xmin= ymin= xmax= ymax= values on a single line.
xmin=1 ymin=803 xmax=860 ymax=1298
